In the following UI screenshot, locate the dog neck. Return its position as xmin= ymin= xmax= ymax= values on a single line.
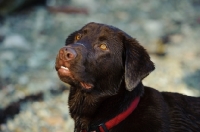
xmin=68 ymin=81 xmax=144 ymax=131
xmin=85 ymin=96 xmax=140 ymax=132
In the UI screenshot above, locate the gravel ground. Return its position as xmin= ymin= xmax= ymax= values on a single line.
xmin=0 ymin=0 xmax=200 ymax=131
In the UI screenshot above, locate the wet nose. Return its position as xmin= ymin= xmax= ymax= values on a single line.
xmin=59 ymin=46 xmax=77 ymax=61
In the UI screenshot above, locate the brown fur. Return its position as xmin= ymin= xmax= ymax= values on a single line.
xmin=55 ymin=22 xmax=200 ymax=132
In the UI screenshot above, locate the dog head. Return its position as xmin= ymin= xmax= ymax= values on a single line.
xmin=55 ymin=22 xmax=154 ymax=93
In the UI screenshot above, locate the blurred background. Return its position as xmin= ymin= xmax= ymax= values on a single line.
xmin=0 ymin=0 xmax=200 ymax=131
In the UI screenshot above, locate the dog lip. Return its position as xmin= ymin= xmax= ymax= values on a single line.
xmin=61 ymin=66 xmax=69 ymax=70
xmin=80 ymin=82 xmax=93 ymax=89
xmin=56 ymin=65 xmax=72 ymax=78
xmin=55 ymin=65 xmax=69 ymax=71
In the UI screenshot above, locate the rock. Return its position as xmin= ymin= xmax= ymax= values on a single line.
xmin=18 ymin=75 xmax=29 ymax=85
xmin=0 ymin=51 xmax=15 ymax=61
xmin=2 ymin=35 xmax=30 ymax=50
xmin=143 ymin=20 xmax=164 ymax=38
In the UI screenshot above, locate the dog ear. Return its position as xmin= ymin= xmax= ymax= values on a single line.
xmin=65 ymin=31 xmax=78 ymax=45
xmin=122 ymin=33 xmax=155 ymax=91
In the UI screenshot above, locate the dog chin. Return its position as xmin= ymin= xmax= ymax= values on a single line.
xmin=59 ymin=75 xmax=94 ymax=90
xmin=58 ymin=76 xmax=73 ymax=84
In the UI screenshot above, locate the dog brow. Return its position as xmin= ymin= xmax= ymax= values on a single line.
xmin=99 ymin=36 xmax=107 ymax=41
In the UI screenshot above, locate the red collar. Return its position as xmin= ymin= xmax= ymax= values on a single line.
xmin=82 ymin=96 xmax=140 ymax=132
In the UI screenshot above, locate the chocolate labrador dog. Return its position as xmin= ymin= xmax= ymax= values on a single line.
xmin=55 ymin=22 xmax=200 ymax=132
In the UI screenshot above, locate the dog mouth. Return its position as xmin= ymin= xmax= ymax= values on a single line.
xmin=80 ymin=82 xmax=93 ymax=89
xmin=61 ymin=66 xmax=69 ymax=70
xmin=57 ymin=65 xmax=93 ymax=89
xmin=57 ymin=65 xmax=71 ymax=77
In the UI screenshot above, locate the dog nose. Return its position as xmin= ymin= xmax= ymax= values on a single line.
xmin=59 ymin=46 xmax=77 ymax=61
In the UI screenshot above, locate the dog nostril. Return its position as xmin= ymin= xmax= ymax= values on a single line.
xmin=66 ymin=53 xmax=70 ymax=58
xmin=65 ymin=47 xmax=77 ymax=61
xmin=66 ymin=52 xmax=73 ymax=59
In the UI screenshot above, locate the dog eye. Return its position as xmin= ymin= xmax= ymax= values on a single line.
xmin=99 ymin=44 xmax=107 ymax=50
xmin=75 ymin=34 xmax=81 ymax=41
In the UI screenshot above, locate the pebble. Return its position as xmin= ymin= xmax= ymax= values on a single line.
xmin=0 ymin=51 xmax=15 ymax=61
xmin=2 ymin=34 xmax=30 ymax=50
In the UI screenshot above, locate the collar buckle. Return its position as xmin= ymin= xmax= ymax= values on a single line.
xmin=89 ymin=123 xmax=108 ymax=132
xmin=98 ymin=123 xmax=109 ymax=132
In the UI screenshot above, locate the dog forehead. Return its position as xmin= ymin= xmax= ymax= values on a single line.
xmin=77 ymin=23 xmax=124 ymax=52
xmin=81 ymin=22 xmax=117 ymax=34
